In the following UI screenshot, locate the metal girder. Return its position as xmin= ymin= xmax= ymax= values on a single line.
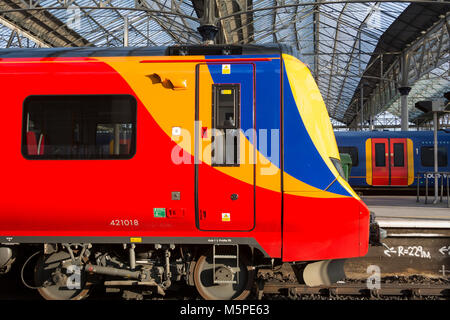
xmin=0 ymin=0 xmax=201 ymax=48
xmin=325 ymin=3 xmax=348 ymax=111
xmin=139 ymin=0 xmax=201 ymax=44
xmin=0 ymin=15 xmax=49 ymax=47
xmin=313 ymin=1 xmax=320 ymax=81
xmin=347 ymin=12 xmax=449 ymax=127
xmin=213 ymin=0 xmax=253 ymax=44
xmin=326 ymin=2 xmax=384 ymax=120
xmin=72 ymin=0 xmax=200 ymax=46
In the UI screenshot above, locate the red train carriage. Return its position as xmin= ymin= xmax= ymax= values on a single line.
xmin=0 ymin=45 xmax=378 ymax=300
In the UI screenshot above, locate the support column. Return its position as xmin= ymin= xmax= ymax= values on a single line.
xmin=197 ymin=0 xmax=219 ymax=44
xmin=433 ymin=111 xmax=438 ymax=204
xmin=369 ymin=101 xmax=375 ymax=131
xmin=360 ymin=85 xmax=364 ymax=130
xmin=399 ymin=52 xmax=410 ymax=131
xmin=399 ymin=86 xmax=411 ymax=131
xmin=123 ymin=16 xmax=129 ymax=47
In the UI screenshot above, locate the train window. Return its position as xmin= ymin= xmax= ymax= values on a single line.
xmin=211 ymin=84 xmax=240 ymax=166
xmin=374 ymin=143 xmax=386 ymax=167
xmin=393 ymin=143 xmax=405 ymax=167
xmin=22 ymin=95 xmax=137 ymax=160
xmin=337 ymin=146 xmax=359 ymax=167
xmin=420 ymin=146 xmax=448 ymax=167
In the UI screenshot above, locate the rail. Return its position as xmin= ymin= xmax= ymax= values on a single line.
xmin=416 ymin=171 xmax=450 ymax=208
xmin=257 ymin=281 xmax=450 ymax=299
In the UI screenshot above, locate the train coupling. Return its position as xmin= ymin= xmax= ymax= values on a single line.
xmin=369 ymin=212 xmax=387 ymax=246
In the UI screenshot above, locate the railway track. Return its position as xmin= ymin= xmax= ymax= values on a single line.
xmin=1 ymin=220 xmax=449 ymax=301
xmin=253 ymin=218 xmax=450 ymax=301
xmin=256 ymin=280 xmax=450 ymax=300
xmin=1 ymin=269 xmax=449 ymax=300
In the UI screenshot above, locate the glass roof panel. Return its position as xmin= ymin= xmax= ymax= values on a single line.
xmin=316 ymin=1 xmax=409 ymax=120
xmin=388 ymin=62 xmax=450 ymax=120
xmin=36 ymin=0 xmax=201 ymax=46
xmin=3 ymin=0 xmax=444 ymax=125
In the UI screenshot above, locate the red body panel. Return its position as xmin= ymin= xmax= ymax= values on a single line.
xmin=283 ymin=194 xmax=369 ymax=261
xmin=372 ymin=138 xmax=389 ymax=186
xmin=198 ymin=163 xmax=256 ymax=231
xmin=371 ymin=138 xmax=408 ymax=186
xmin=389 ymin=138 xmax=408 ymax=186
xmin=0 ymin=59 xmax=281 ymax=258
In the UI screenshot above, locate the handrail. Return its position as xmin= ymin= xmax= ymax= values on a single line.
xmin=416 ymin=171 xmax=450 ymax=208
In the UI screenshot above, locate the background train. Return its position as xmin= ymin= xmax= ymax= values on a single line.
xmin=335 ymin=130 xmax=450 ymax=189
xmin=0 ymin=44 xmax=379 ymax=300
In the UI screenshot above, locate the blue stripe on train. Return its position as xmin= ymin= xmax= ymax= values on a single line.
xmin=282 ymin=67 xmax=350 ymax=196
xmin=206 ymin=55 xmax=350 ymax=196
xmin=206 ymin=56 xmax=281 ymax=167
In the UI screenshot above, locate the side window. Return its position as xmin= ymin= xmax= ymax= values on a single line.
xmin=393 ymin=143 xmax=405 ymax=167
xmin=211 ymin=84 xmax=240 ymax=166
xmin=22 ymin=95 xmax=137 ymax=159
xmin=374 ymin=143 xmax=386 ymax=167
xmin=420 ymin=146 xmax=448 ymax=167
xmin=338 ymin=146 xmax=359 ymax=167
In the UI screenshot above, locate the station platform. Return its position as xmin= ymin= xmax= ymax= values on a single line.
xmin=361 ymin=195 xmax=450 ymax=228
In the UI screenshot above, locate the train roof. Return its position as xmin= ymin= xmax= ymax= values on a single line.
xmin=0 ymin=44 xmax=294 ymax=59
xmin=334 ymin=130 xmax=450 ymax=139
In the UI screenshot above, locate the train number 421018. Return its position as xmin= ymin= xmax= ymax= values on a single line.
xmin=110 ymin=219 xmax=139 ymax=226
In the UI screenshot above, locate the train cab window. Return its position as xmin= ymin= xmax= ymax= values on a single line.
xmin=211 ymin=84 xmax=240 ymax=166
xmin=374 ymin=143 xmax=386 ymax=167
xmin=338 ymin=146 xmax=359 ymax=167
xmin=330 ymin=157 xmax=345 ymax=178
xmin=420 ymin=146 xmax=448 ymax=167
xmin=22 ymin=95 xmax=137 ymax=159
xmin=393 ymin=143 xmax=405 ymax=167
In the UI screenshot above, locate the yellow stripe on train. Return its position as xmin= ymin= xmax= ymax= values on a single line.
xmin=97 ymin=56 xmax=347 ymax=198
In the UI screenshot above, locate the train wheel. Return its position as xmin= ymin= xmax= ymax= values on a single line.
xmin=34 ymin=251 xmax=91 ymax=300
xmin=193 ymin=249 xmax=254 ymax=300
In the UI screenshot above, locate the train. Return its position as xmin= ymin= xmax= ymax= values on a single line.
xmin=335 ymin=130 xmax=450 ymax=189
xmin=0 ymin=44 xmax=380 ymax=300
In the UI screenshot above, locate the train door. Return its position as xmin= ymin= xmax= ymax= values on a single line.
xmin=372 ymin=139 xmax=389 ymax=186
xmin=389 ymin=138 xmax=408 ymax=185
xmin=195 ymin=63 xmax=255 ymax=231
xmin=371 ymin=138 xmax=408 ymax=186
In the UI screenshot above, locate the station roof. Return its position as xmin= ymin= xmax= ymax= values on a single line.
xmin=343 ymin=2 xmax=449 ymax=125
xmin=0 ymin=1 xmax=448 ymax=125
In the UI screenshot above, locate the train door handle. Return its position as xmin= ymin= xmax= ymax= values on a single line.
xmin=199 ymin=210 xmax=206 ymax=220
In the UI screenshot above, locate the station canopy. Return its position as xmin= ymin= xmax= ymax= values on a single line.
xmin=0 ymin=1 xmax=448 ymax=125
